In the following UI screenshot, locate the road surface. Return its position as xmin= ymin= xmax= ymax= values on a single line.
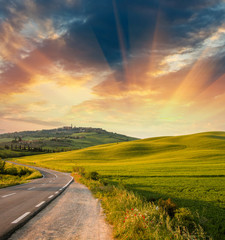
xmin=8 ymin=180 xmax=113 ymax=240
xmin=0 ymin=163 xmax=73 ymax=239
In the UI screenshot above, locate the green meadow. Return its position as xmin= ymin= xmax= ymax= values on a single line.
xmin=13 ymin=131 xmax=225 ymax=239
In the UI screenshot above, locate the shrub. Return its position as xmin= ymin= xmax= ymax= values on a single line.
xmin=6 ymin=166 xmax=18 ymax=176
xmin=158 ymin=198 xmax=177 ymax=217
xmin=174 ymin=207 xmax=195 ymax=230
xmin=18 ymin=167 xmax=32 ymax=177
xmin=99 ymin=178 xmax=108 ymax=186
xmin=85 ymin=171 xmax=99 ymax=180
xmin=72 ymin=165 xmax=86 ymax=176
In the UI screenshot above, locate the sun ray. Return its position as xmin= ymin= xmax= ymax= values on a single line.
xmin=112 ymin=0 xmax=129 ymax=81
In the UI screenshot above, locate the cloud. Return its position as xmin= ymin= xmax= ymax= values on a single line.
xmin=0 ymin=0 xmax=225 ymax=137
xmin=0 ymin=129 xmax=5 ymax=133
xmin=4 ymin=117 xmax=63 ymax=127
xmin=149 ymin=24 xmax=225 ymax=77
xmin=1 ymin=0 xmax=224 ymax=83
xmin=70 ymin=97 xmax=144 ymax=115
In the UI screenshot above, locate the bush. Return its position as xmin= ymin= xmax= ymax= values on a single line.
xmin=99 ymin=178 xmax=108 ymax=186
xmin=18 ymin=167 xmax=32 ymax=177
xmin=5 ymin=166 xmax=18 ymax=176
xmin=174 ymin=207 xmax=195 ymax=230
xmin=72 ymin=165 xmax=86 ymax=176
xmin=85 ymin=171 xmax=99 ymax=180
xmin=158 ymin=198 xmax=177 ymax=217
xmin=18 ymin=167 xmax=27 ymax=177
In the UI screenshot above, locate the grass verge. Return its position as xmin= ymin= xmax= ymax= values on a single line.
xmin=72 ymin=169 xmax=211 ymax=240
xmin=0 ymin=160 xmax=42 ymax=188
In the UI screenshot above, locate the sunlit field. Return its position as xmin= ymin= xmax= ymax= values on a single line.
xmin=13 ymin=131 xmax=225 ymax=239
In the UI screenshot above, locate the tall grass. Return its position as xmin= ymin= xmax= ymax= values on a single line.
xmin=73 ymin=171 xmax=211 ymax=240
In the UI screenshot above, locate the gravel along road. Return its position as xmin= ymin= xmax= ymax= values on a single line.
xmin=8 ymin=180 xmax=113 ymax=240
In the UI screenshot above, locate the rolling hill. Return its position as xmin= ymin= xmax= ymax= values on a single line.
xmin=13 ymin=131 xmax=225 ymax=239
xmin=0 ymin=126 xmax=137 ymax=157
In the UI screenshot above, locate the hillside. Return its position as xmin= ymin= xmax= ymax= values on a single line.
xmin=0 ymin=126 xmax=137 ymax=156
xmin=13 ymin=131 xmax=225 ymax=239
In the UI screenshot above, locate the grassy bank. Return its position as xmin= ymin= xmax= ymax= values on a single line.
xmin=0 ymin=160 xmax=42 ymax=188
xmin=73 ymin=170 xmax=210 ymax=240
xmin=13 ymin=131 xmax=225 ymax=239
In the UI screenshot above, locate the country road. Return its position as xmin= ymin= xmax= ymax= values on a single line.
xmin=0 ymin=163 xmax=73 ymax=239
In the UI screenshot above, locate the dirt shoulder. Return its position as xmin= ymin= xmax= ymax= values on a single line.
xmin=9 ymin=181 xmax=113 ymax=240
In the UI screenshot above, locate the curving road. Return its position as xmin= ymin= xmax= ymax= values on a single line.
xmin=0 ymin=162 xmax=73 ymax=240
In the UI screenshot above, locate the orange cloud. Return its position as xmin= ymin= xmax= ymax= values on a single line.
xmin=0 ymin=21 xmax=27 ymax=62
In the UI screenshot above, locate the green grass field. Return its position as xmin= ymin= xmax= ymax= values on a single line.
xmin=13 ymin=131 xmax=225 ymax=239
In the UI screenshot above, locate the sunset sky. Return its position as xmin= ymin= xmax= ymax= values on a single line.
xmin=0 ymin=0 xmax=225 ymax=138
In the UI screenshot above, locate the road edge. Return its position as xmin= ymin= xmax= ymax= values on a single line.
xmin=0 ymin=170 xmax=73 ymax=240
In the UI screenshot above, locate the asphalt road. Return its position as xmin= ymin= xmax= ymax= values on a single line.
xmin=0 ymin=163 xmax=73 ymax=240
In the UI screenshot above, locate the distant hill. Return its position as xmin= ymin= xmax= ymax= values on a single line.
xmin=0 ymin=127 xmax=138 ymax=157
